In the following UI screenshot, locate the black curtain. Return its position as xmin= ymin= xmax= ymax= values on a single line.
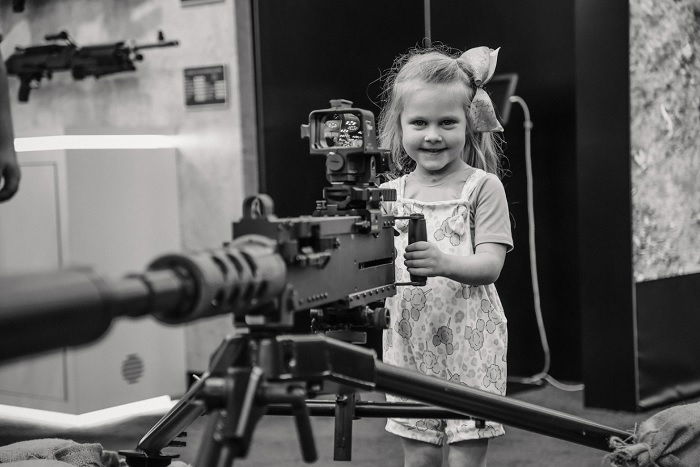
xmin=431 ymin=0 xmax=579 ymax=380
xmin=252 ymin=0 xmax=581 ymax=381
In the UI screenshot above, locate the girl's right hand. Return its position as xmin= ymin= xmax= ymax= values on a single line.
xmin=404 ymin=241 xmax=446 ymax=277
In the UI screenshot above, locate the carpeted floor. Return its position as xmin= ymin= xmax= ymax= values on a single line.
xmin=225 ymin=385 xmax=644 ymax=467
xmin=1 ymin=383 xmax=688 ymax=466
xmin=132 ymin=385 xmax=668 ymax=467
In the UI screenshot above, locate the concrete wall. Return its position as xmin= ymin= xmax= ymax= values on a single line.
xmin=1 ymin=0 xmax=256 ymax=372
xmin=630 ymin=0 xmax=700 ymax=282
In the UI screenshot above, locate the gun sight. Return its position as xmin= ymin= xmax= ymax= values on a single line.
xmin=301 ymin=99 xmax=391 ymax=189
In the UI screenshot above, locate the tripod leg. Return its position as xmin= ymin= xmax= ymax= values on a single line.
xmin=192 ymin=412 xmax=242 ymax=467
xmin=137 ymin=335 xmax=248 ymax=454
xmin=193 ymin=366 xmax=266 ymax=463
xmin=288 ymin=387 xmax=318 ymax=462
xmin=193 ymin=411 xmax=227 ymax=467
xmin=333 ymin=393 xmax=356 ymax=461
xmin=374 ymin=360 xmax=629 ymax=452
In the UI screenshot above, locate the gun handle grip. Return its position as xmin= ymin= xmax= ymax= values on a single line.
xmin=18 ymin=80 xmax=31 ymax=102
xmin=408 ymin=214 xmax=427 ymax=286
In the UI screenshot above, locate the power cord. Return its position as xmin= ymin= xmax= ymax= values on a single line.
xmin=506 ymin=95 xmax=583 ymax=392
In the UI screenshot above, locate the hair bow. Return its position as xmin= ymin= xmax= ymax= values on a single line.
xmin=458 ymin=47 xmax=503 ymax=132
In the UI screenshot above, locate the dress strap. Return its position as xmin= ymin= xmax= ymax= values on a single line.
xmin=395 ymin=174 xmax=407 ymax=199
xmin=460 ymin=168 xmax=488 ymax=203
xmin=380 ymin=176 xmax=405 ymax=216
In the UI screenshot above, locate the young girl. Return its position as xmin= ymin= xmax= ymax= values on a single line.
xmin=379 ymin=46 xmax=512 ymax=467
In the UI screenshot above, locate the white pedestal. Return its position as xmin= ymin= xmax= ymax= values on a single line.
xmin=0 ymin=146 xmax=186 ymax=413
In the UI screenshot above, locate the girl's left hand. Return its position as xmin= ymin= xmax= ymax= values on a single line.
xmin=404 ymin=241 xmax=445 ymax=277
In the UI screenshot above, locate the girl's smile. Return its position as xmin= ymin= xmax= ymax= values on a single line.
xmin=421 ymin=147 xmax=446 ymax=153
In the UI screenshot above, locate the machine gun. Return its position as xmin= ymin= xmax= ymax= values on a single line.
xmin=4 ymin=30 xmax=179 ymax=102
xmin=0 ymin=100 xmax=628 ymax=465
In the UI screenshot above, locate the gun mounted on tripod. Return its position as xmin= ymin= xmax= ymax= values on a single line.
xmin=4 ymin=30 xmax=179 ymax=102
xmin=0 ymin=100 xmax=628 ymax=466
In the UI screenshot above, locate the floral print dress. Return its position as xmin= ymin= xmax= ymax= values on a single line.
xmin=381 ymin=168 xmax=508 ymax=445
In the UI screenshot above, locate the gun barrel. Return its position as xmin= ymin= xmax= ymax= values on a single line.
xmin=0 ymin=268 xmax=185 ymax=362
xmin=0 ymin=236 xmax=287 ymax=362
xmin=133 ymin=40 xmax=180 ymax=52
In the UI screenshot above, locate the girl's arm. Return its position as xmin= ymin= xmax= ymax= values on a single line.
xmin=404 ymin=174 xmax=511 ymax=285
xmin=404 ymin=241 xmax=507 ymax=285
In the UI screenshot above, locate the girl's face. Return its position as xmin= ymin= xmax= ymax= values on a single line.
xmin=400 ymin=81 xmax=469 ymax=175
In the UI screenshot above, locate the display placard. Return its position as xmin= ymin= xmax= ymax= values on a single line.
xmin=184 ymin=65 xmax=228 ymax=107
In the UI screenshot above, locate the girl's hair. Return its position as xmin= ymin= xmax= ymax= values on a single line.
xmin=378 ymin=46 xmax=504 ymax=178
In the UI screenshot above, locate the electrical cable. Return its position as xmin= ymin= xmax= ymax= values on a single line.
xmin=506 ymin=96 xmax=583 ymax=392
xmin=423 ymin=0 xmax=431 ymax=47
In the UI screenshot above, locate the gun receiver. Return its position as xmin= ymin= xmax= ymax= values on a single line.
xmin=4 ymin=30 xmax=179 ymax=102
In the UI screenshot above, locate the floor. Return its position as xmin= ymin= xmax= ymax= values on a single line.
xmin=0 ymin=382 xmax=683 ymax=466
xmin=133 ymin=384 xmax=662 ymax=467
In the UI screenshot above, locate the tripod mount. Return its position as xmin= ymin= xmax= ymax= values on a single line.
xmin=120 ymin=328 xmax=629 ymax=466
